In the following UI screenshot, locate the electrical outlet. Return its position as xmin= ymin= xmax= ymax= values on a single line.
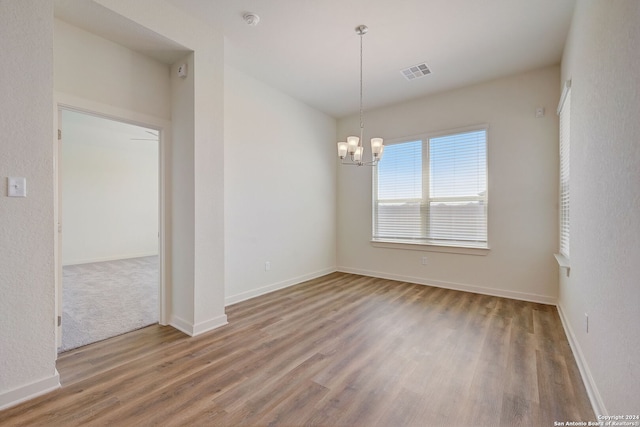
xmin=265 ymin=261 xmax=271 ymax=271
xmin=421 ymin=256 xmax=428 ymax=266
xmin=585 ymin=313 xmax=589 ymax=333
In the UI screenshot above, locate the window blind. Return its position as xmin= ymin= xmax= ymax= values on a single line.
xmin=558 ymin=86 xmax=571 ymax=257
xmin=428 ymin=130 xmax=487 ymax=243
xmin=373 ymin=128 xmax=487 ymax=247
xmin=374 ymin=140 xmax=423 ymax=239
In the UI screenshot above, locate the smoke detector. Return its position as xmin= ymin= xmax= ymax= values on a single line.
xmin=401 ymin=62 xmax=431 ymax=81
xmin=243 ymin=13 xmax=260 ymax=26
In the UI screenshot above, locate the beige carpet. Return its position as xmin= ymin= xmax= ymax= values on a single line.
xmin=59 ymin=256 xmax=159 ymax=353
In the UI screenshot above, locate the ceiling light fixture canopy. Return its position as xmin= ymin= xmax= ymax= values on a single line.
xmin=337 ymin=25 xmax=384 ymax=166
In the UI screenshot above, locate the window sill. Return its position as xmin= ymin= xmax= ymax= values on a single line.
xmin=371 ymin=239 xmax=490 ymax=256
xmin=554 ymin=253 xmax=571 ymax=277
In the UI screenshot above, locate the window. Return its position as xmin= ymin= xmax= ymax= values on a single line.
xmin=558 ymin=81 xmax=571 ymax=258
xmin=373 ymin=127 xmax=488 ymax=248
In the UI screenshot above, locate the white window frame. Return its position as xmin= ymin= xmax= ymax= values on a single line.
xmin=372 ymin=125 xmax=489 ymax=255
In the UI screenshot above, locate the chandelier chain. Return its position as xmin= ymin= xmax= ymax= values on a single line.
xmin=359 ymin=30 xmax=364 ymax=141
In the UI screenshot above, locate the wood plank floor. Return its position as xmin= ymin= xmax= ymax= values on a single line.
xmin=0 ymin=272 xmax=595 ymax=426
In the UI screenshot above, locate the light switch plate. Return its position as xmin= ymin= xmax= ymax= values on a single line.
xmin=8 ymin=177 xmax=26 ymax=197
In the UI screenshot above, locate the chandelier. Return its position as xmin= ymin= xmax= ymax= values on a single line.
xmin=337 ymin=25 xmax=384 ymax=166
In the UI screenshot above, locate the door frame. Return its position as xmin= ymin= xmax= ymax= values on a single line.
xmin=54 ymin=92 xmax=171 ymax=352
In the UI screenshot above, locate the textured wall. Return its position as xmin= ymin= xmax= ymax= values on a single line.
xmin=0 ymin=0 xmax=58 ymax=405
xmin=224 ymin=66 xmax=337 ymax=304
xmin=337 ymin=66 xmax=561 ymax=303
xmin=559 ymin=0 xmax=640 ymax=415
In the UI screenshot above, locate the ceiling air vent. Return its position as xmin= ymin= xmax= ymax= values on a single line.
xmin=401 ymin=62 xmax=431 ymax=81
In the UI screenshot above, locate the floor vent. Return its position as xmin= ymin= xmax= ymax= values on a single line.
xmin=401 ymin=62 xmax=431 ymax=80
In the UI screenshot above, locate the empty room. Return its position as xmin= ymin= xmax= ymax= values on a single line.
xmin=0 ymin=0 xmax=638 ymax=426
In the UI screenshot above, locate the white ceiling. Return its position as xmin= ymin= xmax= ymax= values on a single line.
xmin=56 ymin=0 xmax=576 ymax=118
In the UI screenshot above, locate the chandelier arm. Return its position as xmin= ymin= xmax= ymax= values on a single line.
xmin=340 ymin=158 xmax=378 ymax=167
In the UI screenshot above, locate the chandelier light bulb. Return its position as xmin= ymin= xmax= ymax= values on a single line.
xmin=346 ymin=136 xmax=360 ymax=154
xmin=337 ymin=142 xmax=348 ymax=159
xmin=353 ymin=146 xmax=364 ymax=163
xmin=371 ymin=138 xmax=383 ymax=156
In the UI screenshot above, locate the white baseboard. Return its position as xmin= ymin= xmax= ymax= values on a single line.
xmin=556 ymin=303 xmax=607 ymax=417
xmin=170 ymin=314 xmax=228 ymax=336
xmin=193 ymin=314 xmax=228 ymax=336
xmin=0 ymin=371 xmax=60 ymax=411
xmin=337 ymin=266 xmax=557 ymax=305
xmin=169 ymin=314 xmax=195 ymax=336
xmin=225 ymin=267 xmax=336 ymax=306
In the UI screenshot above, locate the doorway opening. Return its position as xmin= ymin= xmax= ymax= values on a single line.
xmin=57 ymin=108 xmax=162 ymax=353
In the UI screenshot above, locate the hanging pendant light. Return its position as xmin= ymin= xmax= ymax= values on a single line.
xmin=337 ymin=25 xmax=384 ymax=166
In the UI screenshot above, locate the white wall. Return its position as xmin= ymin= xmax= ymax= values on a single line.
xmin=558 ymin=0 xmax=640 ymax=415
xmin=0 ymin=0 xmax=59 ymax=409
xmin=55 ymin=0 xmax=227 ymax=335
xmin=169 ymin=53 xmax=195 ymax=326
xmin=61 ymin=110 xmax=158 ymax=265
xmin=337 ymin=66 xmax=561 ymax=303
xmin=224 ymin=66 xmax=337 ymax=304
xmin=54 ymin=19 xmax=171 ymax=120
xmin=1 ymin=0 xmax=228 ymax=410
xmin=91 ymin=0 xmax=228 ymax=335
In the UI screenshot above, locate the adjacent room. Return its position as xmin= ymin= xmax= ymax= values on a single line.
xmin=1 ymin=0 xmax=638 ymax=425
xmin=58 ymin=109 xmax=160 ymax=352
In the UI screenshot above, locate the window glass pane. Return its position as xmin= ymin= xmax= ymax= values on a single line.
xmin=373 ymin=128 xmax=488 ymax=247
xmin=377 ymin=140 xmax=422 ymax=200
xmin=428 ymin=130 xmax=487 ymax=243
xmin=430 ymin=130 xmax=486 ymax=198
